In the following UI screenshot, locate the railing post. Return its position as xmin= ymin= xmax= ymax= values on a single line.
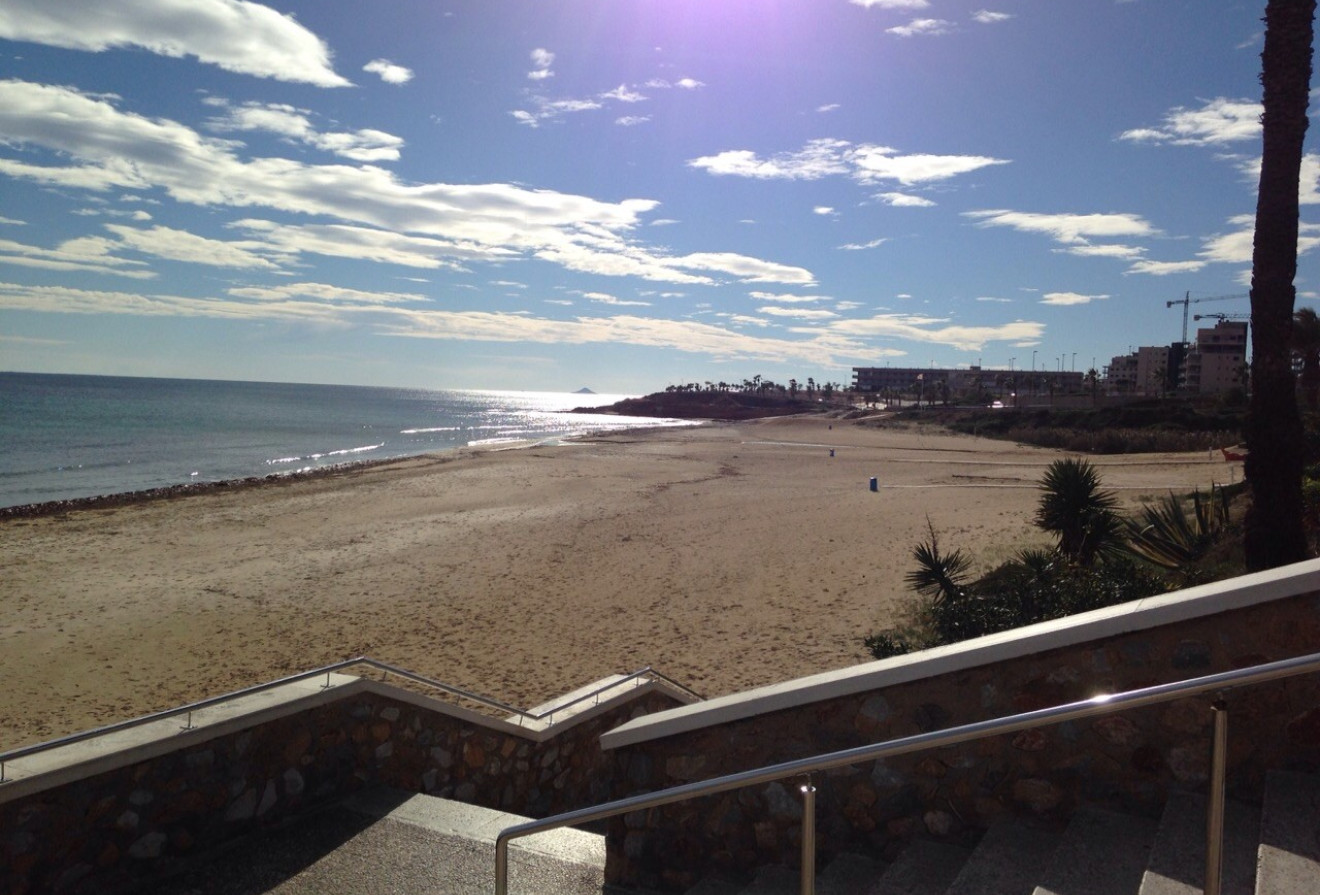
xmin=800 ymin=777 xmax=816 ymax=895
xmin=495 ymin=835 xmax=509 ymax=895
xmin=1205 ymin=695 xmax=1228 ymax=895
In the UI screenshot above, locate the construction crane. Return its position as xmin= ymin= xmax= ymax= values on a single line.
xmin=1193 ymin=313 xmax=1251 ymax=322
xmin=1166 ymin=292 xmax=1249 ymax=344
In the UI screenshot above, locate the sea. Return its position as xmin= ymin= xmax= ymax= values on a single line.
xmin=0 ymin=372 xmax=690 ymax=510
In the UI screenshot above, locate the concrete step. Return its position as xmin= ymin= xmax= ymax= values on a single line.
xmin=945 ymin=818 xmax=1062 ymax=895
xmin=1257 ymin=770 xmax=1320 ymax=895
xmin=1031 ymin=806 xmax=1159 ymax=895
xmin=1138 ymin=790 xmax=1259 ymax=895
xmin=866 ymin=839 xmax=970 ymax=895
xmin=150 ymin=786 xmax=607 ymax=895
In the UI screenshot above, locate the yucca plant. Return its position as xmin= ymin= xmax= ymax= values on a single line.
xmin=1035 ymin=458 xmax=1123 ymax=566
xmin=1123 ymin=486 xmax=1231 ymax=569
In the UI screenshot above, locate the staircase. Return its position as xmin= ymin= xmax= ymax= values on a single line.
xmin=150 ymin=771 xmax=1320 ymax=894
xmin=676 ymin=770 xmax=1320 ymax=895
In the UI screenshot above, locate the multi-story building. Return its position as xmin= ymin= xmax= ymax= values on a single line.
xmin=1182 ymin=320 xmax=1248 ymax=394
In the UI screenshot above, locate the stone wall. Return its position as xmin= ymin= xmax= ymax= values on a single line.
xmin=604 ymin=592 xmax=1320 ymax=892
xmin=0 ymin=684 xmax=681 ymax=895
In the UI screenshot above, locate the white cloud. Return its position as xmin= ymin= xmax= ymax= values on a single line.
xmin=814 ymin=206 xmax=838 ymax=216
xmin=690 ymin=138 xmax=1007 ymax=187
xmin=1120 ymin=97 xmax=1261 ymax=146
xmin=850 ymin=0 xmax=930 ymax=8
xmin=0 ymin=216 xmax=25 ymax=225
xmin=205 ymin=99 xmax=405 ymax=161
xmin=0 ymin=234 xmax=154 ymax=278
xmin=838 ymin=237 xmax=888 ymax=250
xmin=0 ymin=0 xmax=349 ymax=86
xmin=749 ymin=291 xmax=825 ymax=303
xmin=887 ymin=19 xmax=955 ymax=38
xmin=616 ymin=116 xmax=651 ymax=127
xmin=363 ymin=59 xmax=414 ymax=85
xmin=972 ymin=10 xmax=1013 ymax=24
xmin=875 ymin=192 xmax=936 ymax=207
xmin=511 ymin=96 xmax=603 ymax=127
xmin=817 ymin=103 xmax=841 ymax=113
xmin=758 ymin=305 xmax=839 ymax=319
xmin=675 ymin=78 xmax=705 ymax=90
xmin=1040 ymin=292 xmax=1108 ymax=306
xmin=852 ymin=147 xmax=1009 ymax=185
xmin=528 ymin=48 xmax=555 ymax=80
xmin=963 ymin=209 xmax=1158 ymax=244
xmin=689 ymin=139 xmax=854 ymax=180
xmin=601 ymin=84 xmax=647 ymax=103
xmin=1238 ymin=152 xmax=1320 ymax=204
xmin=1127 ymin=259 xmax=1207 ymax=276
xmin=106 ymin=223 xmax=280 ymax=269
xmin=582 ymin=291 xmax=652 ymax=307
xmin=673 ymin=252 xmax=815 ymax=284
xmin=1058 ymin=243 xmax=1146 ymax=259
xmin=822 ymin=314 xmax=1045 ymax=351
xmin=227 ymin=282 xmax=426 ymax=304
xmin=0 ymin=79 xmax=811 ymax=288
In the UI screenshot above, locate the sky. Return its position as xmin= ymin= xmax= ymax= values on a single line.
xmin=0 ymin=0 xmax=1317 ymax=393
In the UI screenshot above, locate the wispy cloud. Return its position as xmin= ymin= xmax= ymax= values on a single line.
xmin=963 ymin=209 xmax=1158 ymax=244
xmin=690 ymin=138 xmax=1008 ymax=187
xmin=972 ymin=10 xmax=1013 ymax=24
xmin=0 ymin=281 xmax=899 ymax=366
xmin=0 ymin=81 xmax=812 ymax=287
xmin=1120 ymin=97 xmax=1261 ymax=146
xmin=748 ymin=291 xmax=825 ymax=303
xmin=875 ymin=192 xmax=936 ymax=207
xmin=850 ymin=0 xmax=930 ymax=9
xmin=887 ymin=19 xmax=955 ymax=38
xmin=601 ymin=84 xmax=647 ymax=103
xmin=528 ymin=48 xmax=555 ymax=80
xmin=821 ymin=314 xmax=1045 ymax=351
xmin=838 ymin=237 xmax=888 ymax=250
xmin=227 ymin=282 xmax=426 ymax=304
xmin=203 ymin=98 xmax=405 ymax=162
xmin=817 ymin=103 xmax=841 ymax=113
xmin=758 ymin=305 xmax=839 ymax=319
xmin=1041 ymin=292 xmax=1108 ymax=306
xmin=0 ymin=0 xmax=349 ymax=86
xmin=363 ymin=59 xmax=414 ymax=85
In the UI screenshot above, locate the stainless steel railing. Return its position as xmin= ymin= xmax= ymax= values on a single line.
xmin=0 ymin=657 xmax=701 ymax=784
xmin=495 ymin=650 xmax=1320 ymax=895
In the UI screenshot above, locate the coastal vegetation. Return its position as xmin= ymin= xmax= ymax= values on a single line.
xmin=864 ymin=459 xmax=1243 ymax=659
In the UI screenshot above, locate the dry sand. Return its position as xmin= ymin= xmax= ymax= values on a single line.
xmin=0 ymin=417 xmax=1240 ymax=751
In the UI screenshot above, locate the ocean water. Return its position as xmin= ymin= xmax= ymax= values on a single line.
xmin=0 ymin=373 xmax=687 ymax=509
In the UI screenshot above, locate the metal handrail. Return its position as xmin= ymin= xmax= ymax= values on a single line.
xmin=495 ymin=649 xmax=1320 ymax=895
xmin=0 ymin=658 xmax=699 ymax=781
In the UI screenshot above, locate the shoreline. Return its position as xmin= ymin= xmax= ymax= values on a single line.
xmin=0 ymin=417 xmax=1235 ymax=751
xmin=0 ymin=419 xmax=704 ymax=522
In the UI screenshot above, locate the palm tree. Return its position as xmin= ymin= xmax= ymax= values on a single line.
xmin=1293 ymin=306 xmax=1320 ymax=410
xmin=1035 ymin=459 xmax=1122 ymax=566
xmin=1245 ymin=0 xmax=1315 ymax=570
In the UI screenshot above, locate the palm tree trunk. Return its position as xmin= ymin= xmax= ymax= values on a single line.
xmin=1245 ymin=0 xmax=1316 ymax=570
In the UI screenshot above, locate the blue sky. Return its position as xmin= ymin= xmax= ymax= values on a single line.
xmin=0 ymin=0 xmax=1316 ymax=392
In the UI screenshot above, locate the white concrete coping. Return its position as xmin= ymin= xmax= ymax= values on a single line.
xmin=0 ymin=669 xmax=698 ymax=805
xmin=0 ymin=672 xmax=367 ymax=804
xmin=600 ymin=558 xmax=1320 ymax=751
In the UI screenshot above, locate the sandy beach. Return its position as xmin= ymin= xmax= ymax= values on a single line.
xmin=0 ymin=417 xmax=1239 ymax=751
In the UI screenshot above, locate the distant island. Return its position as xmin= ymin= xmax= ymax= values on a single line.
xmin=576 ymin=390 xmax=826 ymax=421
xmin=573 ymin=387 xmax=596 ymax=394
